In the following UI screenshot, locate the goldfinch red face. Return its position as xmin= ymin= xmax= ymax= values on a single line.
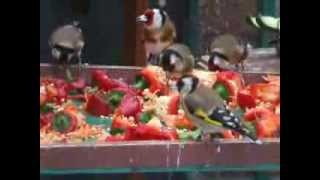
xmin=136 ymin=9 xmax=165 ymax=30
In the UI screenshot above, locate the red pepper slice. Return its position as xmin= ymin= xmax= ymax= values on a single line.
xmin=135 ymin=68 xmax=168 ymax=94
xmin=167 ymin=94 xmax=180 ymax=115
xmin=91 ymin=70 xmax=114 ymax=91
xmin=92 ymin=70 xmax=131 ymax=92
xmin=248 ymin=83 xmax=280 ymax=105
xmin=105 ymin=134 xmax=127 ymax=142
xmin=158 ymin=114 xmax=196 ymax=130
xmin=175 ymin=117 xmax=195 ymax=130
xmin=42 ymin=79 xmax=71 ymax=104
xmin=237 ymin=89 xmax=256 ymax=109
xmin=126 ymin=125 xmax=177 ymax=140
xmin=161 ymin=128 xmax=179 ymax=140
xmin=244 ymin=107 xmax=273 ymax=121
xmin=111 ymin=114 xmax=136 ymax=131
xmin=46 ymin=85 xmax=58 ymax=100
xmin=85 ymin=92 xmax=113 ymax=116
xmin=215 ymin=71 xmax=244 ymax=106
xmin=117 ymin=94 xmax=142 ymax=117
xmin=40 ymin=112 xmax=54 ymax=129
xmin=244 ymin=107 xmax=280 ymax=138
xmin=256 ymin=118 xmax=279 ymax=138
xmin=70 ymin=78 xmax=86 ymax=90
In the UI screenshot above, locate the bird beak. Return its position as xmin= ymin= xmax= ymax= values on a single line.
xmin=136 ymin=15 xmax=148 ymax=23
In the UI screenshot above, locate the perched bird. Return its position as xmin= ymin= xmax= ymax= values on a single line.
xmin=158 ymin=43 xmax=195 ymax=80
xmin=49 ymin=21 xmax=85 ymax=81
xmin=176 ymin=75 xmax=260 ymax=143
xmin=136 ymin=8 xmax=177 ymax=65
xmin=208 ymin=34 xmax=248 ymax=71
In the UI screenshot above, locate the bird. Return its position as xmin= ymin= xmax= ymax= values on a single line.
xmin=136 ymin=8 xmax=177 ymax=65
xmin=49 ymin=21 xmax=85 ymax=81
xmin=158 ymin=43 xmax=195 ymax=80
xmin=208 ymin=34 xmax=248 ymax=71
xmin=176 ymin=75 xmax=260 ymax=143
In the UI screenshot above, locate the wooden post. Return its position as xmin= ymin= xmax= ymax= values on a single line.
xmin=123 ymin=0 xmax=149 ymax=66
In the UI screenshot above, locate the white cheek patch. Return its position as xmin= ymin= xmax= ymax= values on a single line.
xmin=171 ymin=54 xmax=185 ymax=71
xmin=181 ymin=78 xmax=193 ymax=93
xmin=52 ymin=48 xmax=60 ymax=59
xmin=213 ymin=56 xmax=222 ymax=64
xmin=68 ymin=54 xmax=74 ymax=62
xmin=170 ymin=54 xmax=178 ymax=65
xmin=152 ymin=9 xmax=163 ymax=29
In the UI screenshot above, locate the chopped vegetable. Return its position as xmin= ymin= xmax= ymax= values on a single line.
xmin=213 ymin=83 xmax=229 ymax=101
xmin=177 ymin=128 xmax=201 ymax=141
xmin=85 ymin=92 xmax=113 ymax=116
xmin=139 ymin=112 xmax=153 ymax=124
xmin=133 ymin=76 xmax=149 ymax=90
xmin=110 ymin=128 xmax=125 ymax=135
xmin=215 ymin=71 xmax=244 ymax=106
xmin=111 ymin=114 xmax=136 ymax=131
xmin=237 ymin=89 xmax=256 ymax=109
xmin=41 ymin=67 xmax=280 ymax=143
xmin=167 ymin=94 xmax=180 ymax=115
xmin=117 ymin=94 xmax=142 ymax=117
xmin=107 ymin=91 xmax=125 ymax=108
xmin=244 ymin=107 xmax=280 ymax=138
xmin=134 ymin=67 xmax=168 ymax=94
xmin=126 ymin=124 xmax=177 ymax=140
xmin=52 ymin=112 xmax=77 ymax=133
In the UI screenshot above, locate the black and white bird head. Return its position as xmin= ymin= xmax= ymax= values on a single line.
xmin=208 ymin=50 xmax=229 ymax=71
xmin=49 ymin=21 xmax=85 ymax=65
xmin=176 ymin=75 xmax=199 ymax=95
xmin=136 ymin=8 xmax=167 ymax=30
xmin=159 ymin=49 xmax=184 ymax=73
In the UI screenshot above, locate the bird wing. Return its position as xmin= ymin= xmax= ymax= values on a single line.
xmin=181 ymin=85 xmax=225 ymax=134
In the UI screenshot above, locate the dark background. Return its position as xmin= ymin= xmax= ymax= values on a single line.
xmin=40 ymin=0 xmax=279 ymax=65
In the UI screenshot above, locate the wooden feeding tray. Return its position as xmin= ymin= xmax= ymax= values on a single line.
xmin=40 ymin=48 xmax=280 ymax=175
xmin=41 ymin=139 xmax=279 ymax=174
